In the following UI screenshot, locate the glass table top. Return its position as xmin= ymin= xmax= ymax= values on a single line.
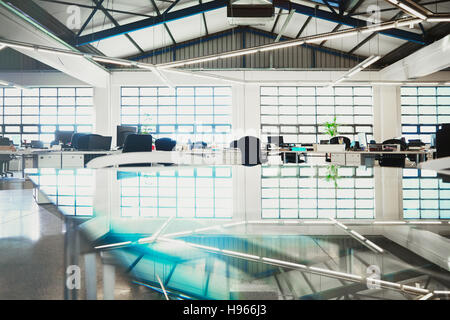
xmin=26 ymin=164 xmax=450 ymax=300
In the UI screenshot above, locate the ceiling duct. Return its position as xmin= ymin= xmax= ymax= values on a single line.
xmin=227 ymin=0 xmax=275 ymax=26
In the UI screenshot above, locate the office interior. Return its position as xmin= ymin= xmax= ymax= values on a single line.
xmin=0 ymin=0 xmax=450 ymax=301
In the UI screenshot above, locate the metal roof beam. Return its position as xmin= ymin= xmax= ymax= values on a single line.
xmin=73 ymin=0 xmax=425 ymax=46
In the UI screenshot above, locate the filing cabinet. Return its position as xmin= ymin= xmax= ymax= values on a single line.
xmin=62 ymin=154 xmax=84 ymax=168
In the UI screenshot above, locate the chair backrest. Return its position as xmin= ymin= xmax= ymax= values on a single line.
xmin=71 ymin=133 xmax=88 ymax=150
xmin=0 ymin=137 xmax=11 ymax=146
xmin=229 ymin=140 xmax=238 ymax=148
xmin=31 ymin=140 xmax=44 ymax=149
xmin=155 ymin=138 xmax=176 ymax=151
xmin=123 ymin=134 xmax=153 ymax=153
xmin=77 ymin=134 xmax=112 ymax=151
xmin=236 ymin=136 xmax=262 ymax=166
xmin=329 ymin=136 xmax=351 ymax=150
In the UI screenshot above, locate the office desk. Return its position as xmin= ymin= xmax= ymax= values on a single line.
xmin=269 ymin=149 xmax=434 ymax=166
xmin=0 ymin=149 xmax=119 ymax=178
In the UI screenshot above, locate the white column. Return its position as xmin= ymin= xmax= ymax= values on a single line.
xmin=373 ymin=85 xmax=403 ymax=220
xmin=93 ymin=76 xmax=113 ymax=136
xmin=84 ymin=253 xmax=97 ymax=300
xmin=103 ymin=264 xmax=115 ymax=300
xmin=372 ymin=85 xmax=402 ymax=143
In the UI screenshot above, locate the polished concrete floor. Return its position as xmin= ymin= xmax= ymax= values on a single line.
xmin=0 ymin=177 xmax=161 ymax=300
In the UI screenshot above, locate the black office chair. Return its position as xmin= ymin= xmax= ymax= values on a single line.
xmin=71 ymin=133 xmax=88 ymax=150
xmin=77 ymin=134 xmax=112 ymax=151
xmin=236 ymin=136 xmax=264 ymax=166
xmin=329 ymin=136 xmax=351 ymax=150
xmin=379 ymin=138 xmax=407 ymax=168
xmin=123 ymin=134 xmax=153 ymax=153
xmin=155 ymin=138 xmax=176 ymax=151
xmin=120 ymin=134 xmax=153 ymax=167
xmin=0 ymin=138 xmax=13 ymax=178
xmin=281 ymin=153 xmax=305 ymax=164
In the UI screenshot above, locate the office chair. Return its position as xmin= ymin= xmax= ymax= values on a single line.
xmin=77 ymin=134 xmax=112 ymax=151
xmin=155 ymin=138 xmax=177 ymax=151
xmin=230 ymin=140 xmax=238 ymax=148
xmin=436 ymin=123 xmax=450 ymax=158
xmin=236 ymin=136 xmax=265 ymax=166
xmin=329 ymin=136 xmax=351 ymax=150
xmin=120 ymin=134 xmax=153 ymax=167
xmin=155 ymin=138 xmax=176 ymax=166
xmin=0 ymin=138 xmax=13 ymax=178
xmin=379 ymin=138 xmax=407 ymax=168
xmin=71 ymin=133 xmax=88 ymax=150
xmin=122 ymin=134 xmax=153 ymax=153
xmin=281 ymin=152 xmax=305 ymax=164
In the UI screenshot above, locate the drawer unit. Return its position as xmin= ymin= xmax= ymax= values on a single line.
xmin=62 ymin=154 xmax=84 ymax=168
xmin=330 ymin=153 xmax=346 ymax=165
xmin=345 ymin=153 xmax=362 ymax=166
xmin=37 ymin=154 xmax=61 ymax=168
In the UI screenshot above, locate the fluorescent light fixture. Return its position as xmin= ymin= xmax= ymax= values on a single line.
xmin=221 ymin=250 xmax=260 ymax=260
xmin=434 ymin=290 xmax=450 ymax=295
xmin=191 ymin=244 xmax=221 ymax=252
xmin=0 ymin=41 xmax=35 ymax=51
xmin=220 ymin=49 xmax=258 ymax=58
xmin=373 ymin=221 xmax=407 ymax=224
xmin=262 ymin=257 xmax=307 ymax=269
xmin=397 ymin=3 xmax=427 ymax=20
xmin=305 ymin=31 xmax=358 ymax=43
xmin=350 ymin=230 xmax=366 ymax=241
xmin=419 ymin=292 xmax=434 ymax=300
xmin=402 ymin=285 xmax=430 ymax=294
xmin=309 ymin=266 xmax=363 ymax=281
xmin=427 ymin=16 xmax=450 ymax=22
xmin=407 ymin=221 xmax=442 ymax=224
xmin=164 ymin=230 xmax=194 ymax=237
xmin=37 ymin=47 xmax=83 ymax=58
xmin=95 ymin=241 xmax=132 ymax=250
xmin=92 ymin=56 xmax=133 ymax=66
xmin=0 ymin=44 xmax=5 ymax=51
xmin=388 ymin=0 xmax=399 ymax=4
xmin=330 ymin=55 xmax=381 ymax=86
xmin=364 ymin=239 xmax=384 ymax=253
xmin=259 ymin=40 xmax=304 ymax=52
xmin=370 ymin=278 xmax=402 ymax=289
xmin=0 ymin=80 xmax=9 ymax=86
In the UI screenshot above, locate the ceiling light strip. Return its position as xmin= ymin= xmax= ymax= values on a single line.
xmin=329 ymin=55 xmax=381 ymax=86
xmin=330 ymin=218 xmax=384 ymax=253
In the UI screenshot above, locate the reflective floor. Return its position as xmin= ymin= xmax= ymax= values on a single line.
xmin=1 ymin=164 xmax=449 ymax=300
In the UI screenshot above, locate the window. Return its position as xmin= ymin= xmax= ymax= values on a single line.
xmin=403 ymin=169 xmax=450 ymax=219
xmin=260 ymin=86 xmax=373 ymax=144
xmin=120 ymin=167 xmax=233 ymax=218
xmin=26 ymin=168 xmax=94 ymax=216
xmin=120 ymin=86 xmax=232 ymax=145
xmin=261 ymin=165 xmax=374 ymax=219
xmin=0 ymin=87 xmax=93 ymax=145
xmin=401 ymin=86 xmax=450 ymax=143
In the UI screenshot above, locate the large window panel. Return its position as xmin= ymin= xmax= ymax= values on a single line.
xmin=403 ymin=169 xmax=450 ymax=219
xmin=120 ymin=167 xmax=233 ymax=218
xmin=401 ymin=86 xmax=450 ymax=143
xmin=261 ymin=86 xmax=373 ymax=144
xmin=261 ymin=165 xmax=375 ymax=219
xmin=120 ymin=86 xmax=232 ymax=145
xmin=0 ymin=87 xmax=94 ymax=145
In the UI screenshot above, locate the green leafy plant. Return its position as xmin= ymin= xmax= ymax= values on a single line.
xmin=324 ymin=116 xmax=339 ymax=138
xmin=325 ymin=164 xmax=340 ymax=188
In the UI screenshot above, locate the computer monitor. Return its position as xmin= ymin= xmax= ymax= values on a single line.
xmin=117 ymin=126 xmax=137 ymax=148
xmin=55 ymin=131 xmax=74 ymax=146
xmin=358 ymin=132 xmax=368 ymax=149
xmin=268 ymin=136 xmax=284 ymax=147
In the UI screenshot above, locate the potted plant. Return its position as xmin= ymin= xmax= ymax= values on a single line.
xmin=315 ymin=116 xmax=345 ymax=152
xmin=324 ymin=116 xmax=339 ymax=139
